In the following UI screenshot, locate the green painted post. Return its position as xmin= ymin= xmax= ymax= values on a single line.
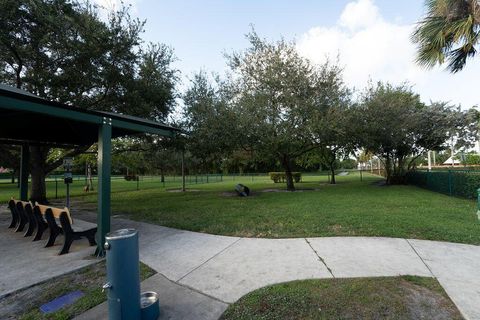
xmin=96 ymin=119 xmax=112 ymax=257
xmin=19 ymin=144 xmax=29 ymax=201
xmin=448 ymin=170 xmax=452 ymax=196
xmin=477 ymin=188 xmax=480 ymax=220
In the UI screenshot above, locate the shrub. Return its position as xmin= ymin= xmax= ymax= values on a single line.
xmin=269 ymin=172 xmax=302 ymax=183
xmin=463 ymin=154 xmax=480 ymax=166
xmin=339 ymin=159 xmax=357 ymax=169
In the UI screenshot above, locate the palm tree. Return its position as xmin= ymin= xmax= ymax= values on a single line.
xmin=412 ymin=0 xmax=480 ymax=72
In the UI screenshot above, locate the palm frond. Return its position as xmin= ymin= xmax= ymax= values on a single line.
xmin=412 ymin=0 xmax=480 ymax=72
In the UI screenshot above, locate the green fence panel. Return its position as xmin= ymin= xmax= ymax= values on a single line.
xmin=406 ymin=169 xmax=480 ymax=199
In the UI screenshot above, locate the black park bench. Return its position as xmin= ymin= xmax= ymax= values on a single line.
xmin=8 ymin=198 xmax=35 ymax=236
xmin=36 ymin=204 xmax=97 ymax=255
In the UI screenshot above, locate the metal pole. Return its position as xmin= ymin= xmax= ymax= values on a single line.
xmin=377 ymin=158 xmax=381 ymax=176
xmin=451 ymin=139 xmax=455 ymax=167
xmin=477 ymin=188 xmax=480 ymax=220
xmin=433 ymin=151 xmax=436 ymax=167
xmin=96 ymin=119 xmax=112 ymax=257
xmin=66 ymin=183 xmax=70 ymax=209
xmin=19 ymin=144 xmax=29 ymax=201
xmin=181 ymin=149 xmax=186 ymax=192
xmin=427 ymin=151 xmax=432 ymax=171
xmin=448 ymin=170 xmax=452 ymax=196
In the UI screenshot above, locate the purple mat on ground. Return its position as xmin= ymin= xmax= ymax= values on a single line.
xmin=40 ymin=290 xmax=84 ymax=314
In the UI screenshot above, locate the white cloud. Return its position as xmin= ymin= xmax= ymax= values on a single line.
xmin=339 ymin=0 xmax=381 ymax=31
xmin=297 ymin=0 xmax=480 ymax=108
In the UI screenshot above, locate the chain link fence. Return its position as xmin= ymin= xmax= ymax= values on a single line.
xmin=406 ymin=169 xmax=480 ymax=199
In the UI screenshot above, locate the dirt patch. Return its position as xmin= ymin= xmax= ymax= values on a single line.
xmin=402 ymin=280 xmax=461 ymax=320
xmin=372 ymin=180 xmax=388 ymax=187
xmin=221 ymin=191 xmax=259 ymax=197
xmin=261 ymin=188 xmax=320 ymax=193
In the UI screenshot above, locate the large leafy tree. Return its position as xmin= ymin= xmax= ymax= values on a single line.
xmin=182 ymin=71 xmax=238 ymax=173
xmin=356 ymin=82 xmax=474 ymax=184
xmin=0 ymin=0 xmax=177 ymax=202
xmin=412 ymin=0 xmax=480 ymax=72
xmin=309 ymin=63 xmax=352 ymax=184
xmin=227 ymin=32 xmax=342 ymax=191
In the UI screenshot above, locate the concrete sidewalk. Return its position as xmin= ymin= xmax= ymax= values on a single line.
xmin=75 ymin=216 xmax=480 ymax=320
xmin=0 ymin=211 xmax=97 ymax=300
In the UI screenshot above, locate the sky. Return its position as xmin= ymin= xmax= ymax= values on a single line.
xmin=94 ymin=0 xmax=480 ymax=108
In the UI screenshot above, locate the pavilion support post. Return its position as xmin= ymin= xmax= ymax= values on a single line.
xmin=181 ymin=149 xmax=186 ymax=192
xmin=19 ymin=144 xmax=29 ymax=201
xmin=96 ymin=118 xmax=112 ymax=256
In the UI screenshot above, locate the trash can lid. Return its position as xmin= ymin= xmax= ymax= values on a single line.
xmin=106 ymin=228 xmax=137 ymax=240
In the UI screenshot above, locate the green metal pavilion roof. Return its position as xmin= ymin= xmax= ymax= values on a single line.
xmin=0 ymin=84 xmax=180 ymax=146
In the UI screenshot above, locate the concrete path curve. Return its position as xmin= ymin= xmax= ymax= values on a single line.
xmin=77 ymin=217 xmax=480 ymax=320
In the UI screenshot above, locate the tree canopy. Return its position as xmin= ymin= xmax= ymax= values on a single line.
xmin=225 ymin=32 xmax=348 ymax=190
xmin=354 ymin=82 xmax=477 ymax=184
xmin=0 ymin=0 xmax=178 ymax=202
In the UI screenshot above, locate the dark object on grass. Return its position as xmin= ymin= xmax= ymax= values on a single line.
xmin=235 ymin=184 xmax=250 ymax=197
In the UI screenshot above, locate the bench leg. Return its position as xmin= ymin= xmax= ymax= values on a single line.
xmin=33 ymin=221 xmax=47 ymax=241
xmin=45 ymin=228 xmax=61 ymax=247
xmin=86 ymin=233 xmax=97 ymax=246
xmin=59 ymin=234 xmax=74 ymax=255
xmin=15 ymin=217 xmax=27 ymax=233
xmin=8 ymin=210 xmax=18 ymax=229
xmin=24 ymin=218 xmax=36 ymax=237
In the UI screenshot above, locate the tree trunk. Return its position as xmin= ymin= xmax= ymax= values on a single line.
xmin=30 ymin=146 xmax=49 ymax=203
xmin=384 ymin=156 xmax=392 ymax=185
xmin=281 ymin=154 xmax=295 ymax=191
xmin=330 ymin=163 xmax=336 ymax=184
xmin=11 ymin=169 xmax=15 ymax=184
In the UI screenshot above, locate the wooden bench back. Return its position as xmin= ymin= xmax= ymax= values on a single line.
xmin=35 ymin=203 xmax=73 ymax=225
xmin=11 ymin=197 xmax=32 ymax=209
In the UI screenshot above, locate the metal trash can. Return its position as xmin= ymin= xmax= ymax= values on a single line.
xmin=104 ymin=229 xmax=141 ymax=320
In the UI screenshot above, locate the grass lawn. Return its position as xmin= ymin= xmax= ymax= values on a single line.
xmin=0 ymin=261 xmax=155 ymax=320
xmin=220 ymin=276 xmax=463 ymax=320
xmin=3 ymin=172 xmax=478 ymax=244
xmin=71 ymin=172 xmax=480 ymax=245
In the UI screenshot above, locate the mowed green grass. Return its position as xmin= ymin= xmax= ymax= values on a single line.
xmin=221 ymin=276 xmax=463 ymax=320
xmin=74 ymin=173 xmax=480 ymax=245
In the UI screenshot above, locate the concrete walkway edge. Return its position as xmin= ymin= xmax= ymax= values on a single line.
xmin=74 ymin=218 xmax=480 ymax=320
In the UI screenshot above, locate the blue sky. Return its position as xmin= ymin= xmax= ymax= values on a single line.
xmin=136 ymin=0 xmax=423 ymax=78
xmin=96 ymin=0 xmax=479 ymax=108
